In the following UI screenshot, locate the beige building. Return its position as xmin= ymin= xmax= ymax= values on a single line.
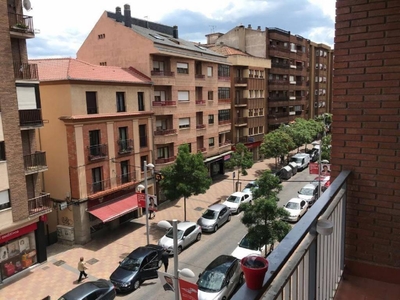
xmin=77 ymin=5 xmax=233 ymax=181
xmin=32 ymin=58 xmax=154 ymax=244
xmin=0 ymin=0 xmax=51 ymax=282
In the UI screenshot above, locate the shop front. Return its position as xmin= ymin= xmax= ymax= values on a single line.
xmin=204 ymin=151 xmax=232 ymax=179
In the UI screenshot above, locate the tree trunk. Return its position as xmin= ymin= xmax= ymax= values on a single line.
xmin=184 ymin=197 xmax=187 ymax=221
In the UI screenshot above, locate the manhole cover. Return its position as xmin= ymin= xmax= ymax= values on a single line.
xmin=42 ymin=266 xmax=50 ymax=270
xmin=86 ymin=258 xmax=99 ymax=265
xmin=53 ymin=260 xmax=65 ymax=266
xmin=194 ymin=207 xmax=204 ymax=211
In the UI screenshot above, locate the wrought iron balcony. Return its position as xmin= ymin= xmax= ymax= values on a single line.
xmin=117 ymin=139 xmax=133 ymax=154
xmin=195 ymin=74 xmax=205 ymax=79
xmin=87 ymin=144 xmax=108 ymax=161
xmin=235 ymin=98 xmax=248 ymax=106
xmin=28 ymin=193 xmax=52 ymax=217
xmin=24 ymin=151 xmax=47 ymax=174
xmin=198 ymin=147 xmax=207 ymax=153
xmin=235 ymin=117 xmax=248 ymax=126
xmin=151 ymin=70 xmax=175 ymax=76
xmin=155 ymin=156 xmax=176 ymax=164
xmin=19 ymin=109 xmax=43 ymax=127
xmin=152 ymin=101 xmax=176 ymax=107
xmin=268 ymin=96 xmax=289 ymax=101
xmin=218 ymin=120 xmax=231 ymax=125
xmin=218 ymin=99 xmax=231 ymax=104
xmin=196 ymin=124 xmax=206 ymax=129
xmin=232 ymin=171 xmax=351 ymax=300
xmin=195 ymin=100 xmax=206 ymax=105
xmin=234 ymin=77 xmax=248 ymax=84
xmin=219 ymin=140 xmax=231 ymax=147
xmin=8 ymin=13 xmax=34 ymax=38
xmin=87 ymin=172 xmax=136 ymax=196
xmin=154 ymin=128 xmax=177 ymax=136
xmin=13 ymin=62 xmax=38 ymax=80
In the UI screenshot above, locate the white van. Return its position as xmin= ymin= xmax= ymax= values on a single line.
xmin=290 ymin=153 xmax=310 ymax=171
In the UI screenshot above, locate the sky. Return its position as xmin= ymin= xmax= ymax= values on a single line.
xmin=25 ymin=0 xmax=336 ymax=59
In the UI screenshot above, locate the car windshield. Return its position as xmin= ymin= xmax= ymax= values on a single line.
xmin=291 ymin=157 xmax=302 ymax=163
xmin=226 ymin=195 xmax=240 ymax=203
xmin=202 ymin=209 xmax=218 ymax=220
xmin=286 ymin=202 xmax=300 ymax=210
xmin=239 ymin=236 xmax=259 ymax=250
xmin=299 ymin=188 xmax=313 ymax=195
xmin=120 ymin=257 xmax=142 ymax=271
xmin=197 ymin=271 xmax=226 ymax=292
xmin=166 ymin=228 xmax=184 ymax=239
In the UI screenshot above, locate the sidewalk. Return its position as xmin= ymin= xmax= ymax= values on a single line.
xmin=0 ymin=153 xmax=303 ymax=299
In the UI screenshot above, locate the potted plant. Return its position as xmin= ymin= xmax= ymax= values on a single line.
xmin=241 ymin=255 xmax=269 ymax=290
xmin=14 ymin=22 xmax=28 ymax=30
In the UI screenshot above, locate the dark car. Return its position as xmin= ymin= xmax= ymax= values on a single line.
xmin=58 ymin=279 xmax=116 ymax=300
xmin=306 ymin=148 xmax=320 ymax=162
xmin=110 ymin=244 xmax=163 ymax=293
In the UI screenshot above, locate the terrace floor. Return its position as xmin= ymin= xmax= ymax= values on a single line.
xmin=335 ymin=274 xmax=400 ymax=300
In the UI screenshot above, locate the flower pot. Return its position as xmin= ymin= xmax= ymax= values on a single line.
xmin=241 ymin=255 xmax=269 ymax=290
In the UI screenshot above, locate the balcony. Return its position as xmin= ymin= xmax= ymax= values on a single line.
xmin=238 ymin=134 xmax=264 ymax=144
xmin=8 ymin=13 xmax=35 ymax=39
xmin=235 ymin=98 xmax=247 ymax=107
xmin=196 ymin=124 xmax=206 ymax=130
xmin=117 ymin=139 xmax=133 ymax=155
xmin=235 ymin=117 xmax=248 ymax=126
xmin=87 ymin=144 xmax=108 ymax=161
xmin=268 ymin=96 xmax=289 ymax=101
xmin=218 ymin=76 xmax=230 ymax=82
xmin=195 ymin=74 xmax=205 ymax=79
xmin=219 ymin=141 xmax=231 ymax=148
xmin=152 ymin=101 xmax=176 ymax=107
xmin=19 ymin=109 xmax=43 ymax=128
xmin=234 ymin=77 xmax=248 ymax=86
xmin=296 ymin=80 xmax=306 ymax=86
xmin=154 ymin=128 xmax=177 ymax=136
xmin=87 ymin=172 xmax=136 ymax=196
xmin=155 ymin=156 xmax=176 ymax=165
xmin=218 ymin=120 xmax=231 ymax=126
xmin=24 ymin=151 xmax=48 ymax=175
xmin=232 ymin=171 xmax=351 ymax=300
xmin=13 ymin=62 xmax=38 ymax=80
xmin=197 ymin=147 xmax=207 ymax=153
xmin=218 ymin=99 xmax=231 ymax=105
xmin=268 ymin=80 xmax=289 ymax=86
xmin=271 ymin=62 xmax=290 ymax=69
xmin=28 ymin=193 xmax=52 ymax=217
xmin=195 ymin=100 xmax=206 ymax=105
xmin=151 ymin=70 xmax=175 ymax=77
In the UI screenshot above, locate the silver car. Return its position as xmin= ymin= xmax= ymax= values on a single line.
xmin=197 ymin=204 xmax=231 ymax=233
xmin=158 ymin=221 xmax=202 ymax=255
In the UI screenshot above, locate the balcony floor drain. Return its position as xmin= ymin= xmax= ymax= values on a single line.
xmin=53 ymin=260 xmax=65 ymax=266
xmin=86 ymin=258 xmax=99 ymax=265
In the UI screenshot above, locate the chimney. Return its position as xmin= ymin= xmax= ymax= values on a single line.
xmin=257 ymin=26 xmax=261 ymax=31
xmin=124 ymin=4 xmax=132 ymax=28
xmin=115 ymin=7 xmax=123 ymax=23
xmin=173 ymin=25 xmax=179 ymax=39
xmin=248 ymin=24 xmax=252 ymax=29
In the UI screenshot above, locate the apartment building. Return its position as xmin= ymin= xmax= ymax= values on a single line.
xmin=205 ymin=24 xmax=333 ymax=131
xmin=32 ymin=58 xmax=154 ymax=244
xmin=76 ymin=5 xmax=233 ymax=181
xmin=207 ymin=44 xmax=271 ymax=160
xmin=0 ymin=0 xmax=51 ymax=282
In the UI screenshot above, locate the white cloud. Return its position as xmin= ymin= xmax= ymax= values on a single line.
xmin=307 ymin=0 xmax=336 ymax=22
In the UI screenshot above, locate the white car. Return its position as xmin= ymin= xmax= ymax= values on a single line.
xmin=241 ymin=181 xmax=258 ymax=195
xmin=158 ymin=221 xmax=202 ymax=254
xmin=222 ymin=192 xmax=252 ymax=214
xmin=231 ymin=233 xmax=265 ymax=259
xmin=298 ymin=183 xmax=319 ymax=205
xmin=283 ymin=198 xmax=309 ymax=222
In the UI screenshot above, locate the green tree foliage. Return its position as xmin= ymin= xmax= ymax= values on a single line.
xmin=160 ymin=144 xmax=212 ymax=221
xmin=252 ymin=170 xmax=282 ymax=200
xmin=241 ymin=195 xmax=291 ymax=256
xmin=225 ymin=143 xmax=254 ymax=183
xmin=321 ymin=134 xmax=332 ymax=161
xmin=261 ymin=130 xmax=295 ymax=168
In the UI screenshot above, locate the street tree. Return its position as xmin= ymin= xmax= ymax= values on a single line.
xmin=282 ymin=121 xmax=309 ymax=153
xmin=159 ymin=144 xmax=212 ymax=221
xmin=241 ymin=195 xmax=291 ymax=257
xmin=252 ymin=170 xmax=282 ymax=200
xmin=260 ymin=130 xmax=295 ymax=169
xmin=225 ymin=143 xmax=254 ymax=186
xmin=321 ymin=134 xmax=332 ymax=161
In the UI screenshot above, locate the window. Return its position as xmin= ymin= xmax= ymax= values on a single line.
xmin=153 ymin=61 xmax=164 ymax=71
xmin=218 ymin=109 xmax=230 ymax=122
xmin=290 ymin=43 xmax=296 ymax=52
xmin=120 ymin=161 xmax=129 ymax=184
xmin=208 ymin=114 xmax=214 ymax=124
xmin=138 ymin=92 xmax=145 ymax=111
xmin=140 ymin=156 xmax=148 ymax=171
xmin=118 ymin=127 xmax=130 ymax=152
xmin=323 ymin=77 xmax=327 ymax=83
xmin=92 ymin=167 xmax=103 ymax=193
xmin=0 ymin=141 xmax=5 ymax=160
xmin=154 ymin=90 xmax=166 ymax=102
xmin=315 ymin=90 xmax=318 ymax=95
xmin=218 ymin=87 xmax=230 ymax=99
xmin=207 ymin=67 xmax=213 ymax=77
xmin=218 ymin=64 xmax=230 ymax=77
xmin=179 ymin=118 xmax=190 ymax=129
xmin=249 ymin=90 xmax=253 ymax=98
xmin=315 ymin=76 xmax=318 ymax=83
xmin=208 ymin=91 xmax=213 ymax=100
xmin=99 ymin=62 xmax=107 ymax=66
xmin=0 ymin=190 xmax=10 ymax=210
xmin=248 ymin=109 xmax=254 ymax=117
xmin=187 ymin=143 xmax=192 ymax=153
xmin=249 ymin=69 xmax=254 ymax=78
xmin=209 ymin=137 xmax=215 ymax=147
xmin=177 ymin=62 xmax=189 ymax=74
xmin=260 ymin=71 xmax=264 ymax=78
xmin=89 ymin=130 xmax=101 ymax=156
xmin=98 ymin=34 xmax=105 ymax=39
xmin=259 ymin=126 xmax=264 ymax=133
xmin=139 ymin=124 xmax=147 ymax=147
xmin=259 ymin=108 xmax=264 ymax=116
xmin=255 ymin=70 xmax=259 ymax=78
xmin=249 ymin=128 xmax=253 ymax=135
xmin=178 ymin=91 xmax=190 ymax=101
xmin=116 ymin=92 xmax=126 ymax=112
xmin=86 ymin=91 xmax=98 ymax=114
xmin=157 ymin=147 xmax=169 ymax=159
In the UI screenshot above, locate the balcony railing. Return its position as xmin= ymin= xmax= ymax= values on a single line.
xmin=218 ymin=76 xmax=230 ymax=81
xmin=197 ymin=147 xmax=207 ymax=153
xmin=13 ymin=62 xmax=38 ymax=80
xmin=234 ymin=77 xmax=248 ymax=84
xmin=271 ymin=62 xmax=290 ymax=69
xmin=219 ymin=141 xmax=231 ymax=147
xmin=28 ymin=193 xmax=52 ymax=217
xmin=268 ymin=96 xmax=289 ymax=101
xmin=151 ymin=70 xmax=175 ymax=76
xmin=238 ymin=134 xmax=264 ymax=144
xmin=296 ymin=80 xmax=305 ymax=86
xmin=195 ymin=74 xmax=205 ymax=79
xmin=235 ymin=98 xmax=248 ymax=106
xmin=218 ymin=120 xmax=231 ymax=125
xmin=235 ymin=117 xmax=248 ymax=125
xmin=24 ymin=151 xmax=47 ymax=174
xmin=218 ymin=99 xmax=231 ymax=104
xmin=19 ymin=109 xmax=43 ymax=127
xmin=196 ymin=124 xmax=206 ymax=129
xmin=152 ymin=101 xmax=176 ymax=107
xmin=87 ymin=172 xmax=136 ymax=196
xmin=268 ymin=80 xmax=289 ymax=85
xmin=8 ymin=13 xmax=34 ymax=36
xmin=117 ymin=139 xmax=133 ymax=154
xmin=232 ymin=171 xmax=351 ymax=300
xmin=87 ymin=144 xmax=108 ymax=161
xmin=155 ymin=156 xmax=176 ymax=164
xmin=195 ymin=100 xmax=206 ymax=105
xmin=154 ymin=128 xmax=177 ymax=136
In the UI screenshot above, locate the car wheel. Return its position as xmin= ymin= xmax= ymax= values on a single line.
xmin=133 ymin=280 xmax=140 ymax=290
xmin=227 ymin=214 xmax=231 ymax=222
xmin=196 ymin=233 xmax=202 ymax=241
xmin=177 ymin=246 xmax=183 ymax=255
xmin=214 ymin=224 xmax=218 ymax=232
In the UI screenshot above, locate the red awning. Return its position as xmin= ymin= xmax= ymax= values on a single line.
xmin=88 ymin=193 xmax=138 ymax=223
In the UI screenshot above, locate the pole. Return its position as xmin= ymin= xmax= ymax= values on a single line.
xmin=144 ymin=161 xmax=149 ymax=245
xmin=173 ymin=219 xmax=179 ymax=300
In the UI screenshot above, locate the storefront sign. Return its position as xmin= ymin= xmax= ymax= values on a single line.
xmin=138 ymin=194 xmax=158 ymax=211
xmin=179 ymin=278 xmax=198 ymax=300
xmin=0 ymin=223 xmax=37 ymax=244
xmin=223 ymin=154 xmax=231 ymax=161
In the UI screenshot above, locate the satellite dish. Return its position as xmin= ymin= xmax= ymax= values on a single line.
xmin=23 ymin=0 xmax=32 ymax=11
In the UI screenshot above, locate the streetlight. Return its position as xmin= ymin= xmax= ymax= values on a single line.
xmin=137 ymin=160 xmax=154 ymax=245
xmin=158 ymin=219 xmax=195 ymax=300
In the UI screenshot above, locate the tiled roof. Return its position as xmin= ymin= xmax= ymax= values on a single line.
xmin=29 ymin=58 xmax=152 ymax=84
xmin=207 ymin=45 xmax=250 ymax=57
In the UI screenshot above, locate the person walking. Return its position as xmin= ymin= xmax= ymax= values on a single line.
xmin=148 ymin=196 xmax=157 ymax=219
xmin=161 ymin=248 xmax=169 ymax=272
xmin=77 ymin=257 xmax=88 ymax=282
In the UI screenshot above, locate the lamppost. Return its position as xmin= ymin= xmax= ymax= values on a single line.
xmin=157 ymin=219 xmax=195 ymax=300
xmin=137 ymin=160 xmax=154 ymax=245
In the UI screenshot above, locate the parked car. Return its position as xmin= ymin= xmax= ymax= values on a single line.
xmin=231 ymin=233 xmax=265 ymax=259
xmin=197 ymin=204 xmax=231 ymax=233
xmin=242 ymin=181 xmax=258 ymax=194
xmin=158 ymin=221 xmax=202 ymax=255
xmin=58 ymin=279 xmax=116 ymax=300
xmin=290 ymin=153 xmax=310 ymax=171
xmin=311 ymin=175 xmax=331 ymax=192
xmin=283 ymin=198 xmax=309 ymax=222
xmin=298 ymin=183 xmax=319 ymax=205
xmin=306 ymin=148 xmax=320 ymax=162
xmin=110 ymin=244 xmax=164 ymax=293
xmin=197 ymin=255 xmax=244 ymax=300
xmin=222 ymin=192 xmax=252 ymax=214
